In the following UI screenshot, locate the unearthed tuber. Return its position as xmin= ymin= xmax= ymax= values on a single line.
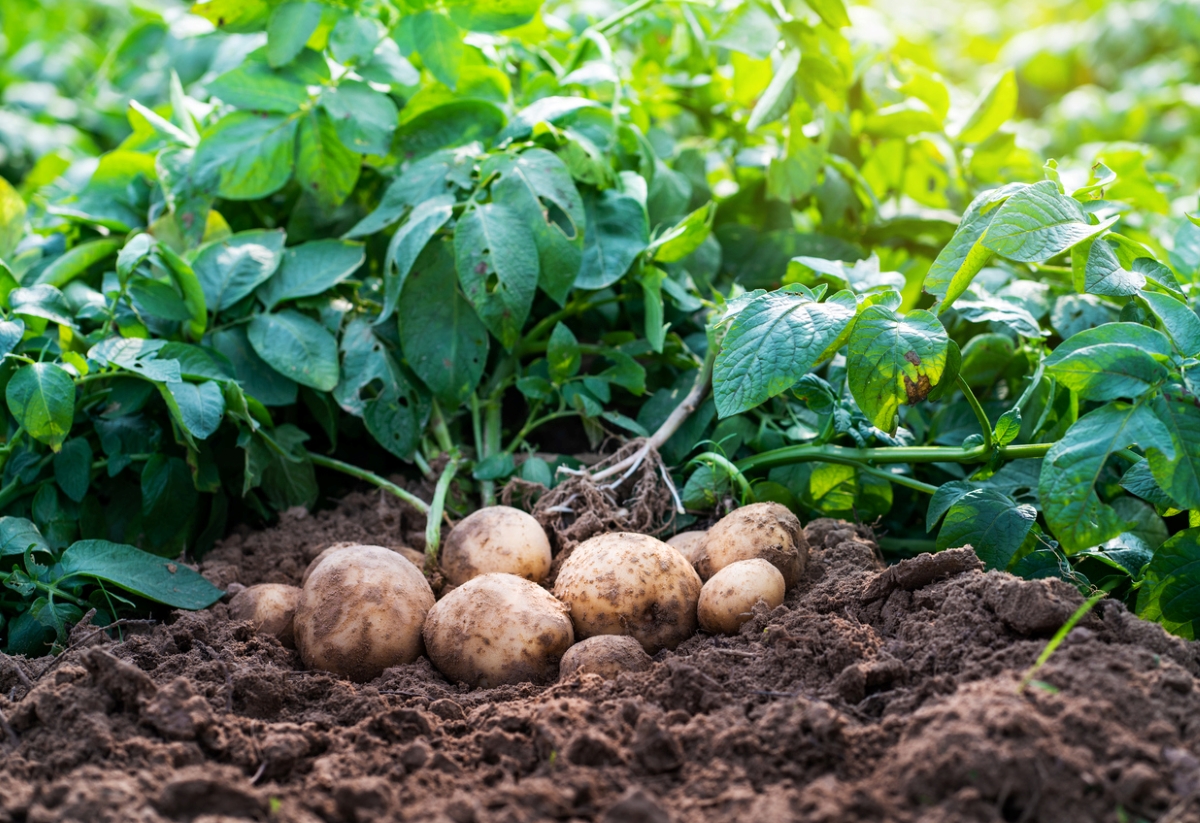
xmin=440 ymin=506 xmax=552 ymax=586
xmin=698 ymin=502 xmax=807 ymax=588
xmin=697 ymin=559 xmax=785 ymax=634
xmin=558 ymin=635 xmax=653 ymax=681
xmin=228 ymin=583 xmax=301 ymax=648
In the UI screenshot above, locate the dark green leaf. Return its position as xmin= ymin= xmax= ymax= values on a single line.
xmin=547 ymin=322 xmax=581 ymax=383
xmin=1085 ymin=239 xmax=1145 ymax=297
xmin=454 ymin=203 xmax=539 ymax=350
xmin=192 ymin=229 xmax=286 ymax=313
xmin=192 ymin=112 xmax=298 ymax=201
xmin=395 ymin=100 xmax=505 ymax=157
xmin=58 ymin=539 xmax=223 ymax=609
xmin=53 ymin=438 xmax=93 ymax=503
xmin=575 ymin=188 xmax=649 ymax=290
xmin=10 ymin=284 xmax=74 ymax=326
xmin=140 ymin=454 xmax=197 ymax=552
xmin=936 ymin=489 xmax=1036 ymax=569
xmin=378 ymin=195 xmax=454 ymax=322
xmin=163 ymin=380 xmax=226 ymax=440
xmin=6 ymin=363 xmax=75 ymax=451
xmin=210 ymin=327 xmax=298 ymax=407
xmin=247 ymin=310 xmax=340 ymax=391
xmin=498 ymin=97 xmax=600 ymax=142
xmin=1147 ymin=389 xmax=1200 ymax=510
xmin=1142 ymin=291 xmax=1200 ymax=357
xmin=296 ymin=109 xmax=361 ymax=210
xmin=0 ymin=517 xmax=49 ymax=557
xmin=320 ymin=81 xmax=398 ymax=156
xmin=207 ymin=62 xmax=310 ymax=113
xmin=34 ymin=238 xmax=122 ymax=289
xmin=982 ymin=181 xmax=1117 ymax=263
xmin=258 ymin=239 xmax=365 ymax=310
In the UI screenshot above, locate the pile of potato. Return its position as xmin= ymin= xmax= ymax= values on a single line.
xmin=227 ymin=502 xmax=806 ymax=686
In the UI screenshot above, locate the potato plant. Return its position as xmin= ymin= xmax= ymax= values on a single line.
xmin=3 ymin=0 xmax=1200 ymax=654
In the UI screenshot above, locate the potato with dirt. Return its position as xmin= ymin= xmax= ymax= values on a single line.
xmin=698 ymin=502 xmax=807 ymax=588
xmin=552 ymin=532 xmax=702 ymax=653
xmin=440 ymin=506 xmax=552 ymax=586
xmin=423 ymin=573 xmax=573 ymax=687
xmin=294 ymin=545 xmax=436 ymax=682
xmin=558 ymin=635 xmax=653 ymax=681
xmin=302 ymin=543 xmax=423 ymax=586
xmin=666 ymin=530 xmax=707 ymax=568
xmin=697 ymin=559 xmax=786 ymax=634
xmin=228 ymin=583 xmax=301 ymax=648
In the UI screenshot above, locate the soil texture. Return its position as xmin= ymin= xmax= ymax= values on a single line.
xmin=2 ymin=493 xmax=1199 ymax=823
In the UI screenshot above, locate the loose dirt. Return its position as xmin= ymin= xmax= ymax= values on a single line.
xmin=2 ymin=493 xmax=1199 ymax=823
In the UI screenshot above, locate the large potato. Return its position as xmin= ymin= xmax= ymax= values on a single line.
xmin=441 ymin=506 xmax=551 ymax=586
xmin=229 ymin=584 xmax=301 ymax=648
xmin=294 ymin=545 xmax=435 ymax=682
xmin=302 ymin=543 xmax=423 ymax=586
xmin=667 ymin=531 xmax=707 ymax=568
xmin=558 ymin=635 xmax=653 ymax=681
xmin=698 ymin=502 xmax=807 ymax=588
xmin=697 ymin=559 xmax=785 ymax=635
xmin=552 ymin=532 xmax=702 ymax=653
xmin=423 ymin=573 xmax=573 ymax=687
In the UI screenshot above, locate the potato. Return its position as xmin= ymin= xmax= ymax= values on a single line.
xmin=423 ymin=573 xmax=573 ymax=687
xmin=698 ymin=502 xmax=807 ymax=589
xmin=697 ymin=559 xmax=785 ymax=635
xmin=552 ymin=532 xmax=702 ymax=653
xmin=667 ymin=530 xmax=707 ymax=568
xmin=294 ymin=545 xmax=435 ymax=682
xmin=302 ymin=543 xmax=422 ymax=587
xmin=229 ymin=584 xmax=301 ymax=648
xmin=558 ymin=635 xmax=653 ymax=681
xmin=441 ymin=506 xmax=551 ymax=586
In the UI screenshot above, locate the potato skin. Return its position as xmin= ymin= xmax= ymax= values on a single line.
xmin=229 ymin=584 xmax=301 ymax=648
xmin=558 ymin=635 xmax=653 ymax=681
xmin=666 ymin=531 xmax=707 ymax=568
xmin=423 ymin=573 xmax=573 ymax=688
xmin=302 ymin=543 xmax=422 ymax=587
xmin=697 ymin=559 xmax=785 ymax=635
xmin=698 ymin=503 xmax=807 ymax=588
xmin=441 ymin=506 xmax=551 ymax=586
xmin=294 ymin=545 xmax=435 ymax=682
xmin=552 ymin=532 xmax=702 ymax=653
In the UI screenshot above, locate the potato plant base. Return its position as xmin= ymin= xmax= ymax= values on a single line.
xmin=1 ymin=494 xmax=1198 ymax=822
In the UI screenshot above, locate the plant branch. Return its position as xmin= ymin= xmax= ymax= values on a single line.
xmin=425 ymin=453 xmax=460 ymax=564
xmin=957 ymin=376 xmax=994 ymax=454
xmin=309 ymin=454 xmax=430 ymax=514
xmin=690 ymin=451 xmax=752 ymax=499
xmin=736 ymin=441 xmax=1052 ymax=474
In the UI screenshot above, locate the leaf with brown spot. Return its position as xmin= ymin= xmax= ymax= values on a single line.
xmin=847 ymin=306 xmax=950 ymax=432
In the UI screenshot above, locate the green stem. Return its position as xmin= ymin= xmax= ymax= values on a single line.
xmin=877 ymin=537 xmax=937 ymax=554
xmin=482 ymin=400 xmax=502 ymax=508
xmin=691 ymin=451 xmax=753 ymax=499
xmin=309 ymin=454 xmax=431 ymax=514
xmin=957 ymin=376 xmax=994 ymax=454
xmin=736 ymin=441 xmax=1052 ymax=475
xmin=425 ymin=453 xmax=460 ymax=564
xmin=519 ymin=295 xmax=630 ymax=351
xmin=0 ymin=571 xmax=89 ymax=608
xmin=563 ymin=0 xmax=659 ymax=74
xmin=506 ymin=410 xmax=576 ymax=453
xmin=429 ymin=400 xmax=454 ymax=454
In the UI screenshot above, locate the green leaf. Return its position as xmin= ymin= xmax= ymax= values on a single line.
xmin=88 ymin=338 xmax=182 ymax=383
xmin=163 ymin=380 xmax=226 ymax=440
xmin=190 ymin=0 xmax=270 ymax=32
xmin=296 ymin=109 xmax=361 ymax=210
xmin=954 ymin=69 xmax=1017 ymax=144
xmin=10 ymin=284 xmax=75 ymax=327
xmin=156 ymin=148 xmax=214 ymax=249
xmin=412 ymin=10 xmax=464 ymax=90
xmin=0 ymin=176 xmax=27 ymax=262
xmin=473 ymin=452 xmax=515 ymax=480
xmin=925 ymin=480 xmax=975 ymax=531
xmin=713 ymin=290 xmax=857 ymax=417
xmin=575 ymin=188 xmax=649 ymax=290
xmin=1141 ymin=291 xmax=1200 ymax=357
xmin=255 ymin=425 xmax=319 ymax=510
xmin=649 ymin=202 xmax=714 ymax=264
xmin=936 ymin=489 xmax=1036 ymax=570
xmin=210 ymin=327 xmax=298 ymax=406
xmin=952 ymin=297 xmax=1042 ymax=338
xmin=35 ymin=239 xmax=121 ymax=289
xmin=802 ymin=0 xmax=850 ymax=27
xmin=54 ymin=438 xmax=93 ymax=503
xmin=454 ymin=203 xmax=539 ymax=350
xmin=192 ymin=229 xmax=286 ymax=313
xmin=497 ymin=97 xmax=600 ymax=142
xmin=1121 ymin=458 xmax=1179 ymax=509
xmin=994 ymin=407 xmax=1021 ymax=446
xmin=320 ymin=81 xmax=398 ymax=156
xmin=547 ymin=322 xmax=581 ymax=383
xmin=58 ymin=539 xmax=223 ymax=609
xmin=0 ymin=517 xmax=49 ymax=557
xmin=395 ymin=100 xmax=505 ymax=158
xmin=48 ymin=151 xmax=155 ymax=232
xmin=192 ymin=112 xmax=298 ymax=201
xmin=0 ymin=319 xmax=24 ymax=359
xmin=982 ymin=181 xmax=1118 ymax=263
xmin=344 ymin=150 xmax=463 ymax=238
xmin=330 ymin=13 xmax=383 ymax=64
xmin=711 ymin=3 xmax=779 ymax=59
xmin=747 ymin=49 xmax=800 ymax=132
xmin=267 ymin=2 xmax=323 ymax=68
xmin=1039 ymin=400 xmax=1171 ymax=553
xmin=1137 ymin=528 xmax=1200 ymax=636
xmin=1085 ymin=239 xmax=1145 ymax=297
xmin=925 ymin=184 xmax=1022 ymax=307
xmin=485 ymin=149 xmax=585 ymax=305
xmin=158 ymin=343 xmax=234 ymax=381
xmin=847 ymin=306 xmax=950 ymax=432
xmin=130 ymin=278 xmax=193 ymax=322
xmin=397 ymin=239 xmax=489 ymax=406
xmin=6 ymin=363 xmax=75 ymax=452
xmin=1147 ymin=389 xmax=1200 ymax=510
xmin=445 ymin=0 xmax=542 ymax=32
xmin=640 ymin=266 xmax=667 ymax=354
xmin=140 ymin=454 xmax=198 ymax=552
xmin=248 ymin=310 xmax=340 ymax=391
xmin=156 ymin=244 xmax=208 ymax=338
xmin=379 ymin=195 xmax=455 ymax=322
xmin=1044 ymin=344 xmax=1167 ymax=402
xmin=258 ymin=239 xmax=365 ymax=310
xmin=207 ymin=62 xmax=310 ymax=113
xmin=864 ymin=100 xmax=942 ymax=138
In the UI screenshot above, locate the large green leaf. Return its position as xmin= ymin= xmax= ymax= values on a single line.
xmin=847 ymin=306 xmax=950 ymax=432
xmin=398 ymin=240 xmax=489 ymax=406
xmin=35 ymin=239 xmax=121 ymax=289
xmin=1085 ymin=239 xmax=1145 ymax=297
xmin=575 ymin=188 xmax=649 ymax=290
xmin=454 ymin=203 xmax=539 ymax=350
xmin=206 ymin=61 xmax=310 ymax=113
xmin=982 ymin=180 xmax=1117 ymax=263
xmin=296 ymin=109 xmax=361 ymax=209
xmin=1137 ymin=528 xmax=1200 ymax=637
xmin=1039 ymin=400 xmax=1172 ymax=553
xmin=445 ymin=0 xmax=542 ymax=31
xmin=192 ymin=112 xmax=298 ymax=200
xmin=344 ymin=149 xmax=464 ymax=238
xmin=258 ymin=239 xmax=365 ymax=310
xmin=140 ymin=454 xmax=198 ymax=552
xmin=267 ymin=2 xmax=323 ymax=68
xmin=1141 ymin=291 xmax=1200 ymax=357
xmin=925 ymin=183 xmax=1023 ymax=307
xmin=395 ymin=101 xmax=505 ymax=158
xmin=209 ymin=326 xmax=298 ymax=406
xmin=0 ymin=517 xmax=49 ymax=557
xmin=247 ymin=310 xmax=340 ymax=391
xmin=380 ymin=195 xmax=454 ymax=322
xmin=497 ymin=97 xmax=601 ymax=142
xmin=1147 ymin=388 xmax=1200 ymax=510
xmin=954 ymin=69 xmax=1017 ymax=145
xmin=747 ymin=49 xmax=800 ymax=132
xmin=162 ymin=380 xmax=226 ymax=440
xmin=0 ymin=176 xmax=26 ymax=262
xmin=1044 ymin=343 xmax=1167 ymax=402
xmin=411 ymin=10 xmax=464 ymax=89
xmin=485 ymin=149 xmax=585 ymax=305
xmin=192 ymin=229 xmax=286 ymax=313
xmin=320 ymin=81 xmax=398 ymax=156
xmin=6 ymin=363 xmax=75 ymax=452
xmin=711 ymin=2 xmax=779 ymax=59
xmin=58 ymin=539 xmax=223 ymax=609
xmin=936 ymin=489 xmax=1036 ymax=569
xmin=713 ymin=289 xmax=857 ymax=418
xmin=48 ymin=151 xmax=155 ymax=232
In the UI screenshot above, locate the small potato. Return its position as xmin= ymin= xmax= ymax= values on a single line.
xmin=552 ymin=532 xmax=702 ymax=654
xmin=558 ymin=635 xmax=653 ymax=681
xmin=441 ymin=506 xmax=551 ymax=586
xmin=698 ymin=502 xmax=807 ymax=589
xmin=667 ymin=531 xmax=707 ymax=568
xmin=697 ymin=559 xmax=785 ymax=635
xmin=423 ymin=573 xmax=573 ymax=688
xmin=229 ymin=584 xmax=301 ymax=648
xmin=294 ymin=545 xmax=435 ymax=682
xmin=302 ymin=543 xmax=421 ymax=587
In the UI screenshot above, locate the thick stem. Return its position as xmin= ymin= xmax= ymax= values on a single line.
xmin=425 ymin=454 xmax=460 ymax=565
xmin=429 ymin=400 xmax=454 ymax=455
xmin=736 ymin=441 xmax=1052 ymax=474
xmin=957 ymin=375 xmax=994 ymax=454
xmin=481 ymin=401 xmax=502 ymax=508
xmin=690 ymin=451 xmax=752 ymax=499
xmin=309 ymin=454 xmax=431 ymax=514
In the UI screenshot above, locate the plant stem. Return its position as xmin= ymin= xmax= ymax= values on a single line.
xmin=736 ymin=441 xmax=1052 ymax=474
xmin=877 ymin=537 xmax=937 ymax=554
xmin=506 ymin=410 xmax=576 ymax=453
xmin=429 ymin=400 xmax=454 ymax=454
xmin=309 ymin=454 xmax=430 ymax=514
xmin=957 ymin=376 xmax=994 ymax=454
xmin=482 ymin=401 xmax=502 ymax=507
xmin=690 ymin=451 xmax=753 ymax=499
xmin=425 ymin=453 xmax=460 ymax=564
xmin=519 ymin=294 xmax=630 ymax=351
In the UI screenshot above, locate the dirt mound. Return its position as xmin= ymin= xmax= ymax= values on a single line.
xmin=3 ymin=507 xmax=1200 ymax=823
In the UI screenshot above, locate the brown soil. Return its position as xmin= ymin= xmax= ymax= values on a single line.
xmin=3 ymin=494 xmax=1200 ymax=823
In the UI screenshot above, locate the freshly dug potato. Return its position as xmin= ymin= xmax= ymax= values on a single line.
xmin=697 ymin=559 xmax=785 ymax=635
xmin=441 ymin=506 xmax=551 ymax=586
xmin=229 ymin=584 xmax=301 ymax=648
xmin=667 ymin=530 xmax=707 ymax=568
xmin=558 ymin=635 xmax=653 ymax=681
xmin=302 ymin=543 xmax=422 ymax=586
xmin=294 ymin=545 xmax=435 ymax=682
xmin=423 ymin=573 xmax=573 ymax=687
xmin=552 ymin=532 xmax=702 ymax=653
xmin=698 ymin=503 xmax=807 ymax=588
